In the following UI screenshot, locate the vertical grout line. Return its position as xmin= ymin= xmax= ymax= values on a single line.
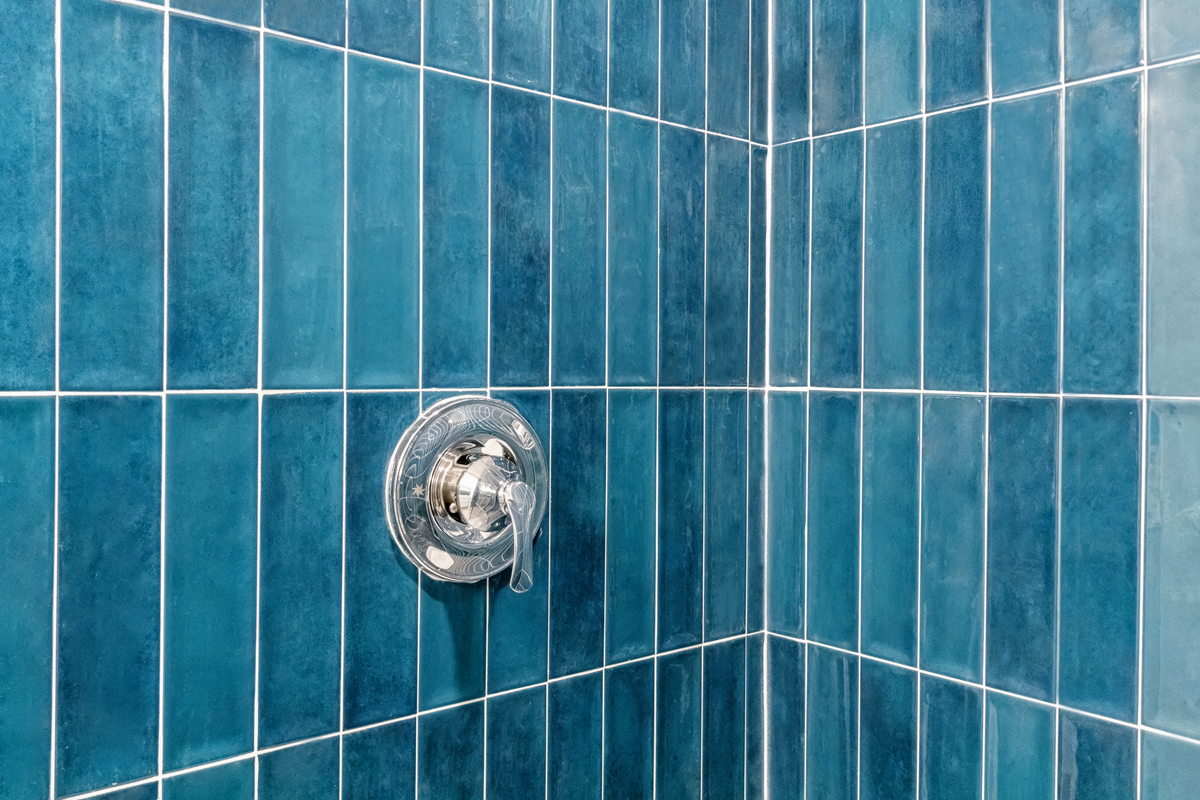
xmin=50 ymin=0 xmax=62 ymax=794
xmin=339 ymin=7 xmax=349 ymax=798
xmin=254 ymin=10 xmax=265 ymax=797
xmin=158 ymin=3 xmax=170 ymax=784
xmin=1053 ymin=0 xmax=1066 ymax=788
xmin=1135 ymin=6 xmax=1150 ymax=790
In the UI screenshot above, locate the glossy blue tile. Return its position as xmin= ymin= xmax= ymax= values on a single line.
xmin=661 ymin=0 xmax=706 ymax=127
xmin=985 ymin=693 xmax=1055 ymax=800
xmin=707 ymin=138 xmax=751 ymax=386
xmin=345 ymin=393 xmax=420 ymax=726
xmin=264 ymin=0 xmax=345 ymax=46
xmin=806 ymin=646 xmax=857 ymax=800
xmin=860 ymin=660 xmax=917 ymax=800
xmin=767 ymin=392 xmax=806 ymax=637
xmin=555 ymin=0 xmax=607 ymax=104
xmin=0 ymin=399 xmax=53 ymax=800
xmin=491 ymin=87 xmax=551 ymax=387
xmin=865 ymin=0 xmax=921 ymax=122
xmin=926 ymin=0 xmax=986 ymax=109
xmin=990 ymin=94 xmax=1060 ymax=395
xmin=813 ymin=0 xmax=863 ymax=134
xmin=259 ymin=737 xmax=340 ymax=800
xmin=987 ymin=398 xmax=1057 ymax=702
xmin=262 ymin=37 xmax=343 ymax=390
xmin=60 ymin=0 xmax=163 ymax=391
xmin=419 ymin=703 xmax=484 ymax=800
xmin=57 ymin=397 xmax=161 ymax=795
xmin=1144 ymin=402 xmax=1200 ymax=740
xmin=0 ymin=0 xmax=54 ymax=390
xmin=706 ymin=392 xmax=749 ymax=640
xmin=167 ymin=19 xmax=259 ymax=390
xmin=925 ymin=106 xmax=987 ymax=391
xmin=659 ymin=390 xmax=705 ymax=650
xmin=1142 ymin=732 xmax=1200 ymax=800
xmin=751 ymin=0 xmax=770 ymax=143
xmin=423 ymin=73 xmax=489 ymax=388
xmin=1059 ymin=399 xmax=1140 ymax=721
xmin=1149 ymin=0 xmax=1200 ymax=60
xmin=1065 ymin=0 xmax=1140 ymax=80
xmin=920 ymin=677 xmax=983 ymax=800
xmin=606 ymin=660 xmax=655 ymax=798
xmin=1148 ymin=62 xmax=1200 ymax=396
xmin=807 ymin=392 xmax=860 ymax=649
xmin=767 ymin=637 xmax=805 ymax=800
xmin=774 ymin=0 xmax=810 ymax=141
xmin=709 ymin=0 xmax=751 ymax=137
xmin=552 ymin=101 xmax=607 ymax=386
xmin=921 ymin=395 xmax=985 ymax=682
xmin=259 ymin=393 xmax=342 ymax=746
xmin=425 ymin=0 xmax=489 ymax=78
xmin=861 ymin=393 xmax=919 ymax=664
xmin=548 ymin=673 xmax=603 ymax=800
xmin=607 ymin=390 xmax=657 ymax=661
xmin=864 ymin=121 xmax=921 ymax=389
xmin=747 ymin=391 xmax=766 ymax=632
xmin=1058 ymin=713 xmax=1136 ymax=800
xmin=173 ymin=0 xmax=259 ymax=26
xmin=419 ymin=579 xmax=487 ymax=709
xmin=349 ymin=0 xmax=420 ymax=62
xmin=550 ymin=390 xmax=606 ymax=676
xmin=746 ymin=635 xmax=766 ymax=800
xmin=487 ymin=688 xmax=546 ymax=800
xmin=659 ymin=126 xmax=706 ymax=387
xmin=1064 ymin=76 xmax=1141 ymax=395
xmin=657 ymin=649 xmax=703 ymax=800
xmin=347 ymin=57 xmax=420 ymax=389
xmin=610 ymin=0 xmax=658 ymax=115
xmin=992 ymin=0 xmax=1059 ymax=94
xmin=97 ymin=785 xmax=160 ymax=800
xmin=750 ymin=148 xmax=768 ymax=387
xmin=704 ymin=639 xmax=748 ymax=799
xmin=343 ymin=720 xmax=416 ymax=800
xmin=493 ymin=0 xmax=551 ymax=89
xmin=165 ymin=760 xmax=254 ymax=800
xmin=163 ymin=396 xmax=257 ymax=770
xmin=770 ymin=141 xmax=810 ymax=386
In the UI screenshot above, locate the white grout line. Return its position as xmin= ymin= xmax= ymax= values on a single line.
xmin=158 ymin=3 xmax=171 ymax=785
xmin=338 ymin=13 xmax=349 ymax=798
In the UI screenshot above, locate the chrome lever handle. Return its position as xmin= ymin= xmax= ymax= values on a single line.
xmin=502 ymin=481 xmax=536 ymax=593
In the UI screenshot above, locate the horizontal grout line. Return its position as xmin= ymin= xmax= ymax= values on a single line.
xmin=761 ymin=386 xmax=1200 ymax=402
xmin=0 ymin=385 xmax=777 ymax=398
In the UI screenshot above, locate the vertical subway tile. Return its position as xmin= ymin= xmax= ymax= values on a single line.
xmin=706 ymin=391 xmax=749 ymax=639
xmin=774 ymin=0 xmax=810 ymax=141
xmin=349 ymin=0 xmax=420 ymax=62
xmin=709 ymin=0 xmax=751 ymax=137
xmin=1142 ymin=732 xmax=1200 ymax=800
xmin=860 ymin=660 xmax=917 ymax=800
xmin=487 ymin=688 xmax=547 ymax=800
xmin=344 ymin=393 xmax=421 ymax=727
xmin=418 ymin=703 xmax=485 ymax=800
xmin=767 ymin=637 xmax=805 ymax=799
xmin=606 ymin=660 xmax=656 ymax=799
xmin=549 ymin=390 xmax=606 ymax=676
xmin=164 ymin=760 xmax=255 ymax=800
xmin=865 ymin=0 xmax=921 ymax=123
xmin=57 ymin=397 xmax=161 ymax=795
xmin=1148 ymin=62 xmax=1200 ymax=396
xmin=751 ymin=0 xmax=770 ymax=143
xmin=425 ymin=0 xmax=489 ymax=78
xmin=810 ymin=132 xmax=863 ymax=388
xmin=607 ymin=390 xmax=658 ymax=662
xmin=342 ymin=720 xmax=416 ymax=800
xmin=658 ymin=391 xmax=704 ymax=651
xmin=174 ymin=0 xmax=260 ymax=26
xmin=553 ymin=101 xmax=607 ymax=387
xmin=1064 ymin=76 xmax=1141 ymax=395
xmin=807 ymin=392 xmax=860 ymax=649
xmin=925 ymin=106 xmax=987 ymax=391
xmin=704 ymin=640 xmax=748 ymax=800
xmin=0 ymin=0 xmax=54 ymax=390
xmin=861 ymin=393 xmax=920 ymax=665
xmin=610 ymin=0 xmax=659 ymax=115
xmin=548 ymin=673 xmax=603 ymax=800
xmin=813 ymin=0 xmax=863 ymax=134
xmin=555 ymin=0 xmax=608 ymax=104
xmin=657 ymin=649 xmax=703 ymax=800
xmin=806 ymin=646 xmax=858 ymax=800
xmin=163 ymin=396 xmax=257 ymax=770
xmin=770 ymin=141 xmax=810 ymax=386
xmin=746 ymin=634 xmax=766 ymax=800
xmin=747 ymin=391 xmax=766 ymax=631
xmin=659 ymin=126 xmax=706 ymax=386
xmin=423 ymin=73 xmax=489 ymax=388
xmin=1058 ymin=713 xmax=1137 ymax=800
xmin=864 ymin=120 xmax=921 ymax=389
xmin=661 ymin=0 xmax=706 ymax=128
xmin=1065 ymin=0 xmax=1141 ymax=80
xmin=347 ymin=57 xmax=420 ymax=389
xmin=991 ymin=0 xmax=1059 ymax=95
xmin=926 ymin=0 xmax=987 ymax=109
xmin=60 ymin=0 xmax=163 ymax=391
xmin=985 ymin=693 xmax=1056 ymax=800
xmin=990 ymin=94 xmax=1061 ymax=395
xmin=1144 ymin=402 xmax=1200 ymax=740
xmin=264 ymin=0 xmax=345 ymax=46
xmin=419 ymin=579 xmax=487 ymax=709
xmin=1149 ymin=0 xmax=1200 ymax=61
xmin=706 ymin=138 xmax=751 ymax=386
xmin=767 ymin=391 xmax=807 ymax=637
xmin=168 ymin=18 xmax=259 ymax=390
xmin=920 ymin=677 xmax=983 ymax=800
xmin=0 ymin=399 xmax=53 ymax=800
xmin=1059 ymin=399 xmax=1140 ymax=721
xmin=262 ymin=37 xmax=344 ymax=390
xmin=921 ymin=395 xmax=985 ymax=683
xmin=750 ymin=148 xmax=768 ymax=388
xmin=260 ymin=738 xmax=339 ymax=800
xmin=491 ymin=87 xmax=551 ymax=387
xmin=493 ymin=0 xmax=552 ymax=90
xmin=987 ymin=398 xmax=1058 ymax=702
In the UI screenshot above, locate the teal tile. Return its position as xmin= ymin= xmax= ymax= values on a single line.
xmin=1149 ymin=0 xmax=1200 ymax=60
xmin=751 ymin=0 xmax=770 ymax=142
xmin=813 ymin=0 xmax=862 ymax=133
xmin=1142 ymin=732 xmax=1200 ymax=800
xmin=555 ymin=0 xmax=608 ymax=104
xmin=860 ymin=660 xmax=917 ymax=800
xmin=661 ymin=0 xmax=705 ymax=127
xmin=605 ymin=661 xmax=655 ymax=797
xmin=746 ymin=636 xmax=765 ymax=799
xmin=706 ymin=391 xmax=748 ymax=639
xmin=865 ymin=0 xmax=921 ymax=122
xmin=767 ymin=637 xmax=805 ymax=800
xmin=548 ymin=674 xmax=603 ymax=800
xmin=610 ymin=0 xmax=658 ymax=115
xmin=658 ymin=391 xmax=704 ymax=650
xmin=769 ymin=141 xmax=810 ymax=386
xmin=806 ymin=646 xmax=857 ymax=800
xmin=259 ymin=738 xmax=339 ymax=800
xmin=709 ymin=0 xmax=751 ymax=137
xmin=747 ymin=391 xmax=766 ymax=631
xmin=659 ymin=126 xmax=706 ymax=387
xmin=767 ymin=392 xmax=806 ymax=637
xmin=419 ymin=703 xmax=484 ymax=800
xmin=264 ymin=0 xmax=345 ymax=46
xmin=706 ymin=138 xmax=751 ymax=386
xmin=349 ymin=0 xmax=419 ymax=62
xmin=926 ymin=0 xmax=986 ymax=108
xmin=986 ymin=694 xmax=1054 ymax=800
xmin=774 ymin=0 xmax=810 ymax=141
xmin=165 ymin=760 xmax=254 ymax=800
xmin=488 ymin=688 xmax=546 ymax=800
xmin=1057 ymin=713 xmax=1136 ymax=800
xmin=493 ymin=0 xmax=551 ymax=89
xmin=343 ymin=720 xmax=416 ymax=800
xmin=920 ymin=677 xmax=983 ymax=800
xmin=750 ymin=149 xmax=768 ymax=387
xmin=704 ymin=640 xmax=747 ymax=799
xmin=174 ymin=0 xmax=259 ymax=26
xmin=657 ymin=650 xmax=702 ymax=800
xmin=991 ymin=0 xmax=1059 ymax=94
xmin=419 ymin=579 xmax=487 ymax=709
xmin=1065 ymin=0 xmax=1140 ymax=80
xmin=426 ymin=0 xmax=488 ymax=78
